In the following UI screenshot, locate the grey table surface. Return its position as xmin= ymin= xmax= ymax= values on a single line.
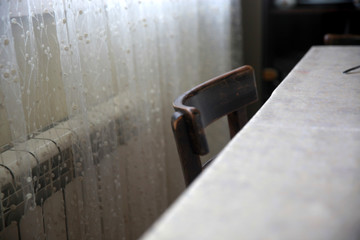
xmin=141 ymin=46 xmax=360 ymax=240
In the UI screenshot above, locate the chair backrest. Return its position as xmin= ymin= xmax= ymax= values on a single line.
xmin=171 ymin=65 xmax=258 ymax=186
xmin=324 ymin=34 xmax=360 ymax=45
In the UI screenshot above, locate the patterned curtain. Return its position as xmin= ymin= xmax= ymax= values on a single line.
xmin=0 ymin=0 xmax=241 ymax=239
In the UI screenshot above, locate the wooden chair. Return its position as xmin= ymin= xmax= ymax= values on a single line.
xmin=324 ymin=34 xmax=360 ymax=45
xmin=171 ymin=65 xmax=258 ymax=186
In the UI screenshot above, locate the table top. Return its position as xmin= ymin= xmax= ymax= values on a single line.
xmin=141 ymin=46 xmax=360 ymax=240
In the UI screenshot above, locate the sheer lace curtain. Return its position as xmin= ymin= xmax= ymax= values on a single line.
xmin=0 ymin=0 xmax=241 ymax=239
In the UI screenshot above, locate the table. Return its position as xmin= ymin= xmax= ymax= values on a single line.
xmin=141 ymin=46 xmax=360 ymax=240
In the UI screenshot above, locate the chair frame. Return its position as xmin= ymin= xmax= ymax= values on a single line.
xmin=324 ymin=33 xmax=360 ymax=45
xmin=171 ymin=65 xmax=258 ymax=186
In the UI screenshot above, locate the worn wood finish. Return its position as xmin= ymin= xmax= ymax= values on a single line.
xmin=171 ymin=65 xmax=258 ymax=186
xmin=324 ymin=34 xmax=360 ymax=45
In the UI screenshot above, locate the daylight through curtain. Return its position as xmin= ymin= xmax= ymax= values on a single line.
xmin=0 ymin=0 xmax=241 ymax=239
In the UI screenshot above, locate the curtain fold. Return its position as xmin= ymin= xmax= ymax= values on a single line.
xmin=0 ymin=0 xmax=241 ymax=239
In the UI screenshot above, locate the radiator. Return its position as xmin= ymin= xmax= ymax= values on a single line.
xmin=0 ymin=95 xmax=130 ymax=239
